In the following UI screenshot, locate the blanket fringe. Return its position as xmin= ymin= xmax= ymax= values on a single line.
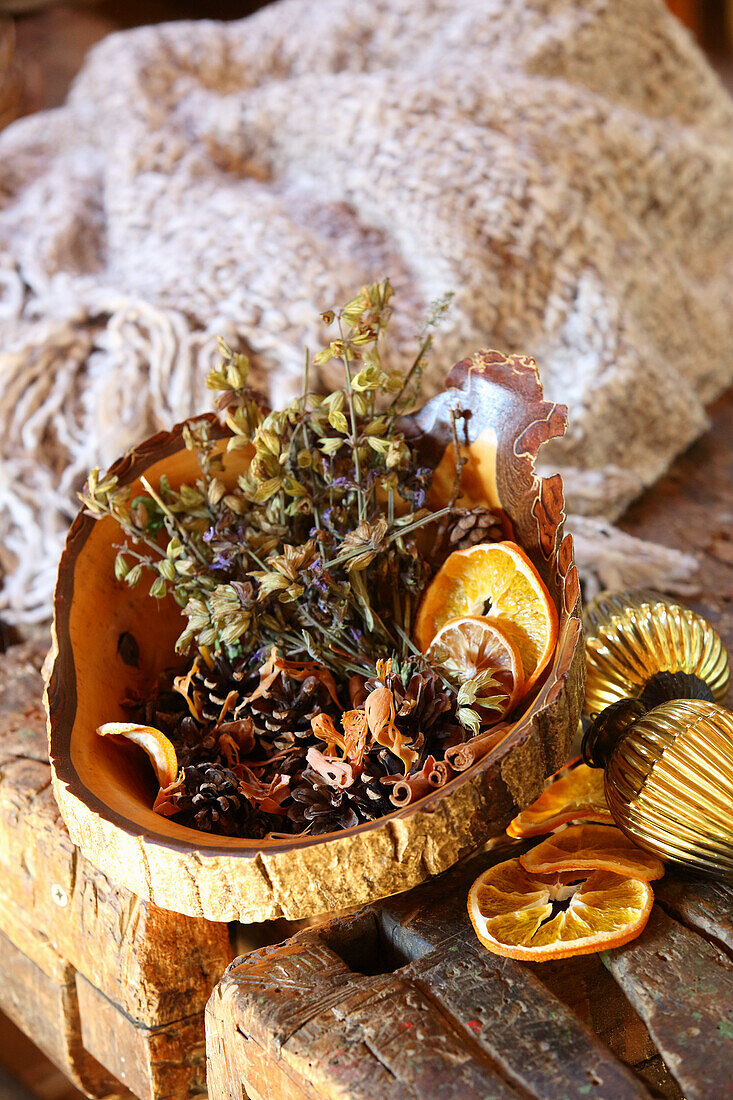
xmin=0 ymin=301 xmax=261 ymax=623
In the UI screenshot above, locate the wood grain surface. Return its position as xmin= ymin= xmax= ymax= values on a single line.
xmin=606 ymin=907 xmax=733 ymax=1100
xmin=208 ymin=845 xmax=733 ymax=1100
xmin=0 ymin=641 xmax=233 ymax=1100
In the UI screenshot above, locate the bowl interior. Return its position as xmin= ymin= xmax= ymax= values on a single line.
xmin=55 ymin=437 xmax=271 ymax=849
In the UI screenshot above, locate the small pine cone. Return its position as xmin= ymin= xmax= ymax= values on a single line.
xmin=191 ymin=654 xmax=252 ymax=725
xmin=347 ymin=758 xmax=395 ymax=823
xmin=288 ymin=753 xmax=397 ymax=834
xmin=448 ymin=507 xmax=507 ymax=551
xmin=169 ymin=716 xmax=223 ymax=769
xmin=287 ymin=770 xmax=359 ymax=835
xmin=172 ymin=763 xmax=266 ymax=839
xmin=246 ymin=674 xmax=333 ymax=747
xmin=363 ymin=668 xmax=454 ymax=746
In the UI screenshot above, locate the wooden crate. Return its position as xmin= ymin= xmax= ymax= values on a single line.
xmin=0 ymin=641 xmax=234 ymax=1100
xmin=207 ymin=848 xmax=733 ymax=1100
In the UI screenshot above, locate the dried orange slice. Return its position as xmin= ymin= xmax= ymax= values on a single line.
xmin=426 ymin=616 xmax=524 ymax=718
xmin=415 ymin=541 xmax=558 ymax=695
xmin=520 ymin=823 xmax=665 ymax=882
xmin=507 ymin=762 xmax=613 ymax=838
xmin=467 ymin=857 xmax=654 ymax=961
xmin=97 ymin=722 xmax=179 ymax=787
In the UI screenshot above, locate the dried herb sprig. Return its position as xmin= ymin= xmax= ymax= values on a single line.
xmin=81 ymin=280 xmax=465 ymax=682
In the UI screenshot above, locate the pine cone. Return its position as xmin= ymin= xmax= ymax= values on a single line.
xmin=287 ymin=769 xmax=359 ymax=834
xmin=191 ymin=653 xmax=253 ymax=725
xmin=363 ymin=667 xmax=456 ymax=755
xmin=346 ymin=755 xmax=395 ymax=822
xmin=400 ymin=669 xmax=454 ymax=736
xmin=169 ymin=717 xmax=223 ymax=769
xmin=171 ymin=763 xmax=266 ymax=839
xmin=448 ymin=507 xmax=507 ymax=552
xmin=288 ymin=749 xmax=399 ymax=834
xmin=246 ymin=673 xmax=333 ymax=749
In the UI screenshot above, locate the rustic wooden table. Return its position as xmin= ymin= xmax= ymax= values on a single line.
xmin=207 ymin=848 xmax=733 ymax=1100
xmin=0 ymin=389 xmax=730 ymax=1100
xmin=0 ymin=640 xmax=234 ymax=1100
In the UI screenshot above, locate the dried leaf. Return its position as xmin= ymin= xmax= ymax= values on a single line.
xmin=249 ymin=647 xmax=341 ymax=708
xmin=153 ymin=774 xmax=185 ymax=817
xmin=311 ymin=712 xmax=345 ymax=754
xmin=364 ymin=685 xmax=418 ymax=774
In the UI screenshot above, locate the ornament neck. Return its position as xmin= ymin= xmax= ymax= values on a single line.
xmin=638 ymin=670 xmax=714 ymax=708
xmin=582 ymin=698 xmax=647 ymax=769
xmin=582 ymin=669 xmax=716 ymax=769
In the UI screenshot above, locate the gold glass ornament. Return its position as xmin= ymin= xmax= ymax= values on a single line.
xmin=583 ymin=693 xmax=733 ymax=876
xmin=583 ymin=589 xmax=730 ymax=719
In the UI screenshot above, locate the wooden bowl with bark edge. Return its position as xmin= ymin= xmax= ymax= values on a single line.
xmin=46 ymin=350 xmax=584 ymax=922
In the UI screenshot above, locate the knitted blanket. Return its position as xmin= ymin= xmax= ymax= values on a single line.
xmin=1 ymin=0 xmax=732 ymax=622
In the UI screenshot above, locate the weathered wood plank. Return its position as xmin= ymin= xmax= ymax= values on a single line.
xmin=222 ymin=936 xmax=357 ymax=1057
xmin=379 ymin=862 xmax=649 ymax=1099
xmin=0 ymin=924 xmax=121 ymax=1098
xmin=536 ymin=951 xmax=684 ymax=1098
xmin=0 ymin=640 xmax=234 ymax=1099
xmin=0 ymin=884 xmax=207 ymax=1100
xmin=76 ymin=975 xmax=208 ymax=1100
xmin=0 ymin=641 xmax=233 ymax=1028
xmin=409 ymin=945 xmax=647 ymax=1099
xmin=207 ymin=965 xmax=316 ymax=1100
xmin=535 ymin=954 xmax=654 ymax=1065
xmin=209 ymin=850 xmax=650 ymax=1100
xmin=286 ymin=970 xmax=520 ymax=1099
xmin=605 ymin=907 xmax=733 ymax=1100
xmin=214 ymin=934 xmax=522 ymax=1099
xmin=655 ymin=871 xmax=733 ymax=955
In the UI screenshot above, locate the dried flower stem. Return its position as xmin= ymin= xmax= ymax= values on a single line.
xmin=337 ymin=315 xmax=364 ymax=522
xmin=435 ymin=408 xmax=467 ymax=552
xmin=387 ymin=333 xmax=431 ymax=414
xmin=140 ymin=477 xmax=208 ymax=566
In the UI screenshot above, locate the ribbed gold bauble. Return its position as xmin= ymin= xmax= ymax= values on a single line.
xmin=583 ymin=589 xmax=730 ymax=718
xmin=583 ymin=697 xmax=733 ymax=876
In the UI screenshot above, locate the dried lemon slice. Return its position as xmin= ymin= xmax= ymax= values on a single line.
xmin=468 ymin=857 xmax=654 ymax=961
xmin=415 ymin=541 xmax=558 ymax=695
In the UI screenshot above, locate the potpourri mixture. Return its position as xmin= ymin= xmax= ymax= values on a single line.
xmin=84 ymin=282 xmax=557 ymax=838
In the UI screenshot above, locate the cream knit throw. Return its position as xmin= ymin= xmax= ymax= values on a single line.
xmin=1 ymin=0 xmax=731 ymax=622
